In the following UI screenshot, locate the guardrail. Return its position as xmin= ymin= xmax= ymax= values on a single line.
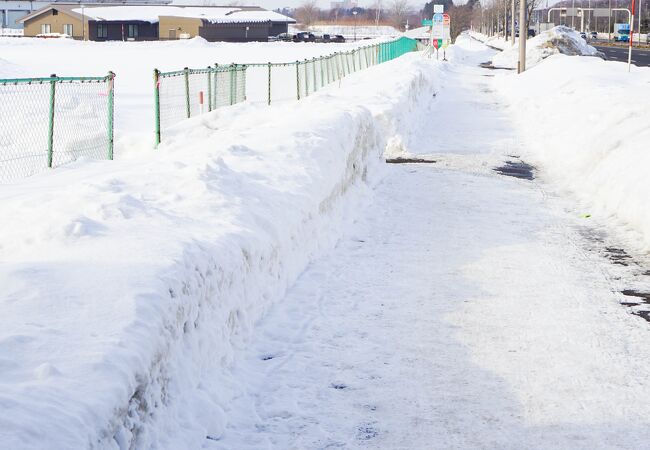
xmin=0 ymin=72 xmax=115 ymax=182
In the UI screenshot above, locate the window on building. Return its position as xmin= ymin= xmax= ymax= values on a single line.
xmin=128 ymin=24 xmax=138 ymax=38
xmin=40 ymin=24 xmax=51 ymax=34
xmin=63 ymin=24 xmax=73 ymax=36
xmin=97 ymin=23 xmax=107 ymax=38
xmin=52 ymin=9 xmax=58 ymax=15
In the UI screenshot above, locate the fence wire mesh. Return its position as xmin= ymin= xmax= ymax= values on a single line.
xmin=154 ymin=37 xmax=420 ymax=145
xmin=156 ymin=65 xmax=247 ymax=144
xmin=0 ymin=74 xmax=114 ymax=182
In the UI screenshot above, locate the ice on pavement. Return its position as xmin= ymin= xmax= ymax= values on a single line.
xmin=3 ymin=31 xmax=650 ymax=450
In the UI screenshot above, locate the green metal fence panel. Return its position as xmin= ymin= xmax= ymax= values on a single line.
xmin=153 ymin=37 xmax=420 ymax=145
xmin=155 ymin=64 xmax=247 ymax=144
xmin=0 ymin=73 xmax=115 ymax=182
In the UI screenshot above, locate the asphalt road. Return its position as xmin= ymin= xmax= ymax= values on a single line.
xmin=591 ymin=43 xmax=650 ymax=66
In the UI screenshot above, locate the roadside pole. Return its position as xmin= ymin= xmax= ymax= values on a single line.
xmin=608 ymin=0 xmax=612 ymax=41
xmin=510 ymin=0 xmax=515 ymax=45
xmin=628 ymin=0 xmax=636 ymax=71
xmin=519 ymin=0 xmax=527 ymax=72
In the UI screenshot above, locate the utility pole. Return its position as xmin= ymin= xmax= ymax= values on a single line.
xmin=608 ymin=0 xmax=612 ymax=41
xmin=629 ymin=0 xmax=636 ymax=70
xmin=510 ymin=0 xmax=516 ymax=45
xmin=572 ymin=0 xmax=576 ymax=28
xmin=638 ymin=0 xmax=643 ymax=46
xmin=518 ymin=0 xmax=527 ymax=72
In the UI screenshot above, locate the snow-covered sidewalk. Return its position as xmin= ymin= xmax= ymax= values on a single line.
xmin=210 ymin=37 xmax=650 ymax=449
xmin=4 ymin=33 xmax=650 ymax=449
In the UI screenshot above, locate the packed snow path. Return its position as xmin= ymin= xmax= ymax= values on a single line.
xmin=210 ymin=42 xmax=650 ymax=449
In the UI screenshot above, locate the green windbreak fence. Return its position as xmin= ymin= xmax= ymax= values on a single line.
xmin=154 ymin=37 xmax=420 ymax=144
xmin=0 ymin=73 xmax=115 ymax=182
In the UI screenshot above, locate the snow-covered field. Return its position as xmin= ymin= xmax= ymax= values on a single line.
xmin=4 ymin=28 xmax=650 ymax=450
xmin=291 ymin=24 xmax=400 ymax=39
xmin=0 ymin=37 xmax=378 ymax=148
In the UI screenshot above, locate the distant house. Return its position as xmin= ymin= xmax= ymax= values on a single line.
xmin=1 ymin=0 xmax=170 ymax=30
xmin=18 ymin=3 xmax=296 ymax=41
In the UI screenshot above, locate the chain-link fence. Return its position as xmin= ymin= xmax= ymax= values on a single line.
xmin=154 ymin=37 xmax=420 ymax=145
xmin=0 ymin=73 xmax=115 ymax=182
xmin=154 ymin=64 xmax=246 ymax=145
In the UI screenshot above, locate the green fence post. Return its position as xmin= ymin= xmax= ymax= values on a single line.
xmin=312 ymin=57 xmax=317 ymax=92
xmin=107 ymin=71 xmax=115 ymax=160
xmin=335 ymin=54 xmax=340 ymax=80
xmin=153 ymin=69 xmax=161 ymax=147
xmin=207 ymin=67 xmax=212 ymax=112
xmin=326 ymin=55 xmax=331 ymax=84
xmin=267 ymin=62 xmax=272 ymax=105
xmin=214 ymin=63 xmax=219 ymax=108
xmin=47 ymin=74 xmax=56 ymax=168
xmin=183 ymin=67 xmax=190 ymax=118
xmin=352 ymin=49 xmax=357 ymax=72
xmin=241 ymin=64 xmax=247 ymax=102
xmin=304 ymin=59 xmax=309 ymax=96
xmin=320 ymin=57 xmax=324 ymax=89
xmin=230 ymin=64 xmax=235 ymax=105
xmin=296 ymin=61 xmax=300 ymax=100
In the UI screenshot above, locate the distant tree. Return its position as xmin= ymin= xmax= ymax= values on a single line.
xmin=373 ymin=0 xmax=383 ymax=26
xmin=295 ymin=0 xmax=320 ymax=26
xmin=389 ymin=0 xmax=411 ymax=29
xmin=525 ymin=0 xmax=543 ymax=33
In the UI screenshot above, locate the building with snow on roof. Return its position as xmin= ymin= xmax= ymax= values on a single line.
xmin=18 ymin=3 xmax=295 ymax=41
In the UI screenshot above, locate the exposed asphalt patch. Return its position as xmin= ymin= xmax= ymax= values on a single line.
xmin=604 ymin=247 xmax=633 ymax=266
xmin=578 ymin=228 xmax=650 ymax=323
xmin=479 ymin=62 xmax=515 ymax=70
xmin=385 ymin=157 xmax=437 ymax=164
xmin=493 ymin=160 xmax=535 ymax=180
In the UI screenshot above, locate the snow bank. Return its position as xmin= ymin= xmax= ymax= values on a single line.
xmin=491 ymin=26 xmax=604 ymax=69
xmin=469 ymin=30 xmax=509 ymax=50
xmin=0 ymin=53 xmax=436 ymax=448
xmin=495 ymin=54 xmax=650 ymax=249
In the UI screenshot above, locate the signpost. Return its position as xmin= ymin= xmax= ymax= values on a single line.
xmin=428 ymin=5 xmax=450 ymax=61
xmin=432 ymin=13 xmax=444 ymax=39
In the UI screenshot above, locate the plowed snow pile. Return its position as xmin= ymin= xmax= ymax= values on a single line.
xmin=491 ymin=26 xmax=604 ymax=69
xmin=0 ymin=53 xmax=440 ymax=449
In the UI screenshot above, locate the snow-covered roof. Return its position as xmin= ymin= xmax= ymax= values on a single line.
xmin=21 ymin=4 xmax=295 ymax=24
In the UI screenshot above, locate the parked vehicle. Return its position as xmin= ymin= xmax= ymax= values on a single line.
xmin=270 ymin=33 xmax=293 ymax=42
xmin=580 ymin=32 xmax=587 ymax=40
xmin=318 ymin=33 xmax=332 ymax=43
xmin=614 ymin=23 xmax=630 ymax=42
xmin=331 ymin=34 xmax=346 ymax=43
xmin=590 ymin=31 xmax=598 ymax=39
xmin=515 ymin=29 xmax=535 ymax=38
xmin=293 ymin=32 xmax=316 ymax=42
